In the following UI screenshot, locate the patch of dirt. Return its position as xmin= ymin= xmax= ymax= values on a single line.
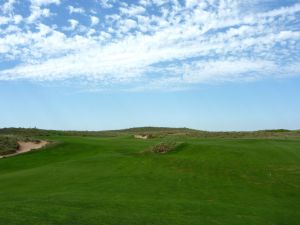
xmin=0 ymin=140 xmax=49 ymax=159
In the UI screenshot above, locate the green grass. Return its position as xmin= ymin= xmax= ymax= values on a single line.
xmin=0 ymin=135 xmax=299 ymax=225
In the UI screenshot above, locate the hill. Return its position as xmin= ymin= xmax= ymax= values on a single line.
xmin=1 ymin=127 xmax=300 ymax=139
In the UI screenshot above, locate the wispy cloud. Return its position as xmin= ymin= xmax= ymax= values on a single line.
xmin=97 ymin=0 xmax=115 ymax=9
xmin=0 ymin=0 xmax=299 ymax=91
xmin=68 ymin=6 xmax=85 ymax=15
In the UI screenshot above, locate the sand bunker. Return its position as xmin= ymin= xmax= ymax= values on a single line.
xmin=0 ymin=141 xmax=49 ymax=158
xmin=134 ymin=134 xmax=152 ymax=139
xmin=18 ymin=141 xmax=48 ymax=153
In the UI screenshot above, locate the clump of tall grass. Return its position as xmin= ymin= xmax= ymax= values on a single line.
xmin=0 ymin=136 xmax=19 ymax=155
xmin=143 ymin=141 xmax=184 ymax=154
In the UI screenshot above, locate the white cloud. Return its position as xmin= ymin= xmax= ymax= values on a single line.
xmin=13 ymin=15 xmax=23 ymax=24
xmin=98 ymin=0 xmax=114 ymax=9
xmin=68 ymin=6 xmax=85 ymax=14
xmin=31 ymin=0 xmax=60 ymax=6
xmin=181 ymin=60 xmax=277 ymax=83
xmin=0 ymin=16 xmax=10 ymax=25
xmin=27 ymin=6 xmax=51 ymax=23
xmin=139 ymin=0 xmax=151 ymax=6
xmin=25 ymin=0 xmax=59 ymax=24
xmin=119 ymin=19 xmax=137 ymax=32
xmin=90 ymin=16 xmax=99 ymax=26
xmin=0 ymin=0 xmax=299 ymax=91
xmin=2 ymin=0 xmax=16 ymax=14
xmin=152 ymin=0 xmax=169 ymax=6
xmin=120 ymin=5 xmax=146 ymax=16
xmin=68 ymin=19 xmax=79 ymax=30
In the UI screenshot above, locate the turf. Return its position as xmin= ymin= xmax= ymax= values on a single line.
xmin=0 ymin=135 xmax=299 ymax=225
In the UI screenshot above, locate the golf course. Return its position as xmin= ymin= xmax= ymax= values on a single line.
xmin=0 ymin=128 xmax=299 ymax=225
xmin=1 ymin=0 xmax=300 ymax=224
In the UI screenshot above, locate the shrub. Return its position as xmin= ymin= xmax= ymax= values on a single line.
xmin=0 ymin=136 xmax=19 ymax=155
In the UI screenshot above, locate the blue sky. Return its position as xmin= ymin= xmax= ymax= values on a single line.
xmin=0 ymin=0 xmax=300 ymax=131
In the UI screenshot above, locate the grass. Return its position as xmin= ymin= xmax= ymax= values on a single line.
xmin=0 ymin=132 xmax=299 ymax=225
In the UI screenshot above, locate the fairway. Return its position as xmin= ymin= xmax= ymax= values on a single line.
xmin=0 ymin=135 xmax=299 ymax=225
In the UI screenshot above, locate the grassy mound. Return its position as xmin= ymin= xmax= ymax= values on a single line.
xmin=145 ymin=141 xmax=184 ymax=154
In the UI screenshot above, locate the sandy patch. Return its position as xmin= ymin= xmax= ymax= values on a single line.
xmin=0 ymin=141 xmax=49 ymax=159
xmin=134 ymin=134 xmax=151 ymax=139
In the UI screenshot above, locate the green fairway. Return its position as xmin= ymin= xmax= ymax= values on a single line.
xmin=0 ymin=135 xmax=299 ymax=225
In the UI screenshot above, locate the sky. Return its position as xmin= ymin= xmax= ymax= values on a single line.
xmin=0 ymin=0 xmax=300 ymax=131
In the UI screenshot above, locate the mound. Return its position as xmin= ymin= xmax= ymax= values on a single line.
xmin=144 ymin=141 xmax=184 ymax=154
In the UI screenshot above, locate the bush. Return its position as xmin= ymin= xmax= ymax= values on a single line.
xmin=0 ymin=136 xmax=19 ymax=155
